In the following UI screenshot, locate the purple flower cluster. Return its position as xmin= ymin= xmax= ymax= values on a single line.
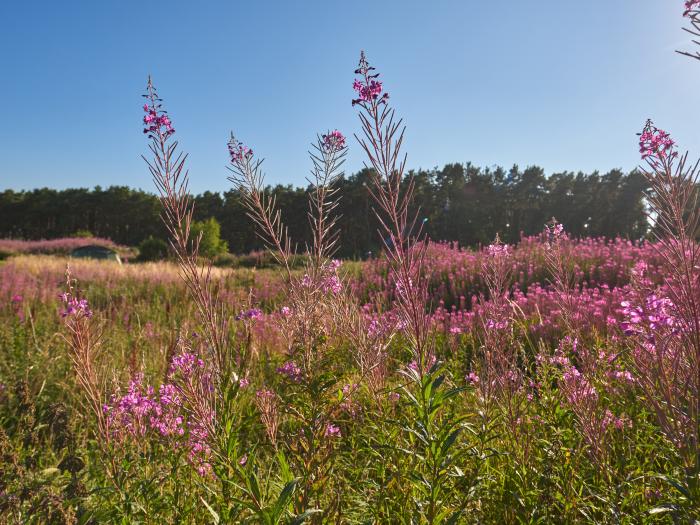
xmin=59 ymin=292 xmax=92 ymax=318
xmin=169 ymin=351 xmax=205 ymax=377
xmin=143 ymin=104 xmax=174 ymax=139
xmin=228 ymin=137 xmax=253 ymax=164
xmin=276 ymin=360 xmax=302 ymax=382
xmin=486 ymin=242 xmax=509 ymax=258
xmin=639 ymin=120 xmax=675 ymax=160
xmin=103 ymin=352 xmax=215 ymax=476
xmin=322 ymin=130 xmax=346 ymax=152
xmin=322 ymin=260 xmax=342 ymax=294
xmin=353 ymin=79 xmax=384 ymax=104
xmin=466 ymin=371 xmax=480 ymax=385
xmin=620 ymin=294 xmax=676 ymax=339
xmin=601 ymin=409 xmax=632 ymax=432
xmin=561 ymin=366 xmax=598 ymax=405
xmin=300 ymin=259 xmax=343 ymax=295
xmin=352 ymin=52 xmax=389 ymax=107
xmin=324 ymin=423 xmax=342 ymax=438
xmin=684 ymin=0 xmax=700 ymax=16
xmin=236 ymin=308 xmax=263 ymax=321
xmin=544 ymin=221 xmax=565 ymax=244
xmin=104 ymin=374 xmax=184 ymax=439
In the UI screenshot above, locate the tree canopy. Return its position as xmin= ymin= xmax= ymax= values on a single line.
xmin=0 ymin=163 xmax=649 ymax=257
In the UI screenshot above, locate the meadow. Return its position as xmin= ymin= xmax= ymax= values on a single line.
xmin=0 ymin=230 xmax=696 ymax=523
xmin=3 ymin=5 xmax=700 ymax=524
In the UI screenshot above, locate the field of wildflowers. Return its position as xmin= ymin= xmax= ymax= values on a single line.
xmin=3 ymin=4 xmax=700 ymax=524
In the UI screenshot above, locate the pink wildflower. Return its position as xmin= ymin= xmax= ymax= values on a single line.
xmin=276 ymin=361 xmax=302 ymax=382
xmin=325 ymin=423 xmax=342 ymax=438
xmin=352 ymin=51 xmax=390 ymax=106
xmin=684 ymin=0 xmax=700 ymax=16
xmin=59 ymin=292 xmax=92 ymax=318
xmin=236 ymin=308 xmax=263 ymax=321
xmin=142 ymin=100 xmax=175 ymax=139
xmin=322 ymin=130 xmax=346 ymax=151
xmin=228 ymin=136 xmax=253 ymax=164
xmin=638 ymin=119 xmax=676 ymax=160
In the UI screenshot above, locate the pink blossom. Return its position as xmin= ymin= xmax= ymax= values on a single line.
xmin=684 ymin=0 xmax=700 ymax=16
xmin=352 ymin=51 xmax=390 ymax=106
xmin=169 ymin=352 xmax=205 ymax=378
xmin=228 ymin=137 xmax=253 ymax=164
xmin=324 ymin=423 xmax=342 ymax=438
xmin=236 ymin=308 xmax=263 ymax=321
xmin=638 ymin=120 xmax=676 ymax=160
xmin=322 ymin=130 xmax=346 ymax=151
xmin=142 ymin=103 xmax=175 ymax=139
xmin=486 ymin=242 xmax=509 ymax=258
xmin=59 ymin=292 xmax=92 ymax=318
xmin=276 ymin=361 xmax=302 ymax=382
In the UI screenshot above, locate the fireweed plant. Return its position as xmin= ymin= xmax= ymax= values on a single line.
xmin=3 ymin=3 xmax=700 ymax=523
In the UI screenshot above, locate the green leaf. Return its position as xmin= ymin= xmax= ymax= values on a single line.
xmin=271 ymin=479 xmax=298 ymax=521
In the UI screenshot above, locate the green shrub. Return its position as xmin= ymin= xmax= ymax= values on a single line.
xmin=190 ymin=218 xmax=228 ymax=258
xmin=71 ymin=229 xmax=94 ymax=238
xmin=137 ymin=236 xmax=169 ymax=262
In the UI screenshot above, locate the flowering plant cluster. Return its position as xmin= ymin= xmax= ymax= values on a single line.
xmin=638 ymin=119 xmax=676 ymax=161
xmin=685 ymin=0 xmax=700 ymax=16
xmin=352 ymin=51 xmax=389 ymax=107
xmin=142 ymin=92 xmax=175 ymax=139
xmin=321 ymin=130 xmax=346 ymax=152
xmin=59 ymin=291 xmax=92 ymax=318
xmin=228 ymin=137 xmax=253 ymax=164
xmin=6 ymin=6 xmax=700 ymax=521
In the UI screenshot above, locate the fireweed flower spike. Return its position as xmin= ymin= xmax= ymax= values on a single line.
xmin=352 ymin=50 xmax=433 ymax=375
xmin=60 ymin=292 xmax=93 ymax=319
xmin=322 ymin=130 xmax=346 ymax=152
xmin=228 ymin=137 xmax=253 ymax=164
xmin=685 ymin=0 xmax=700 ymax=16
xmin=638 ymin=119 xmax=676 ymax=161
xmin=352 ymin=51 xmax=389 ymax=107
xmin=142 ymin=83 xmax=175 ymax=139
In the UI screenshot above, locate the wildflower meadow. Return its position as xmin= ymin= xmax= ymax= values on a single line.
xmin=4 ymin=3 xmax=700 ymax=524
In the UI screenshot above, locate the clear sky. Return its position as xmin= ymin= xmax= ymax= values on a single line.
xmin=1 ymin=1 xmax=698 ymax=194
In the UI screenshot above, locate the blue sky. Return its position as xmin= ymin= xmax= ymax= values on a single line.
xmin=1 ymin=1 xmax=698 ymax=194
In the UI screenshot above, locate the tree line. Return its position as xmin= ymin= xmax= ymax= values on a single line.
xmin=0 ymin=163 xmax=649 ymax=257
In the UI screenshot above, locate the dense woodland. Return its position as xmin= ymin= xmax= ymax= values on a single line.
xmin=0 ymin=163 xmax=649 ymax=257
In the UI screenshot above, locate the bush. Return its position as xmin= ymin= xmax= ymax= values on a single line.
xmin=236 ymin=250 xmax=310 ymax=269
xmin=212 ymin=252 xmax=238 ymax=267
xmin=190 ymin=217 xmax=228 ymax=258
xmin=137 ymin=236 xmax=169 ymax=262
xmin=71 ymin=229 xmax=94 ymax=238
